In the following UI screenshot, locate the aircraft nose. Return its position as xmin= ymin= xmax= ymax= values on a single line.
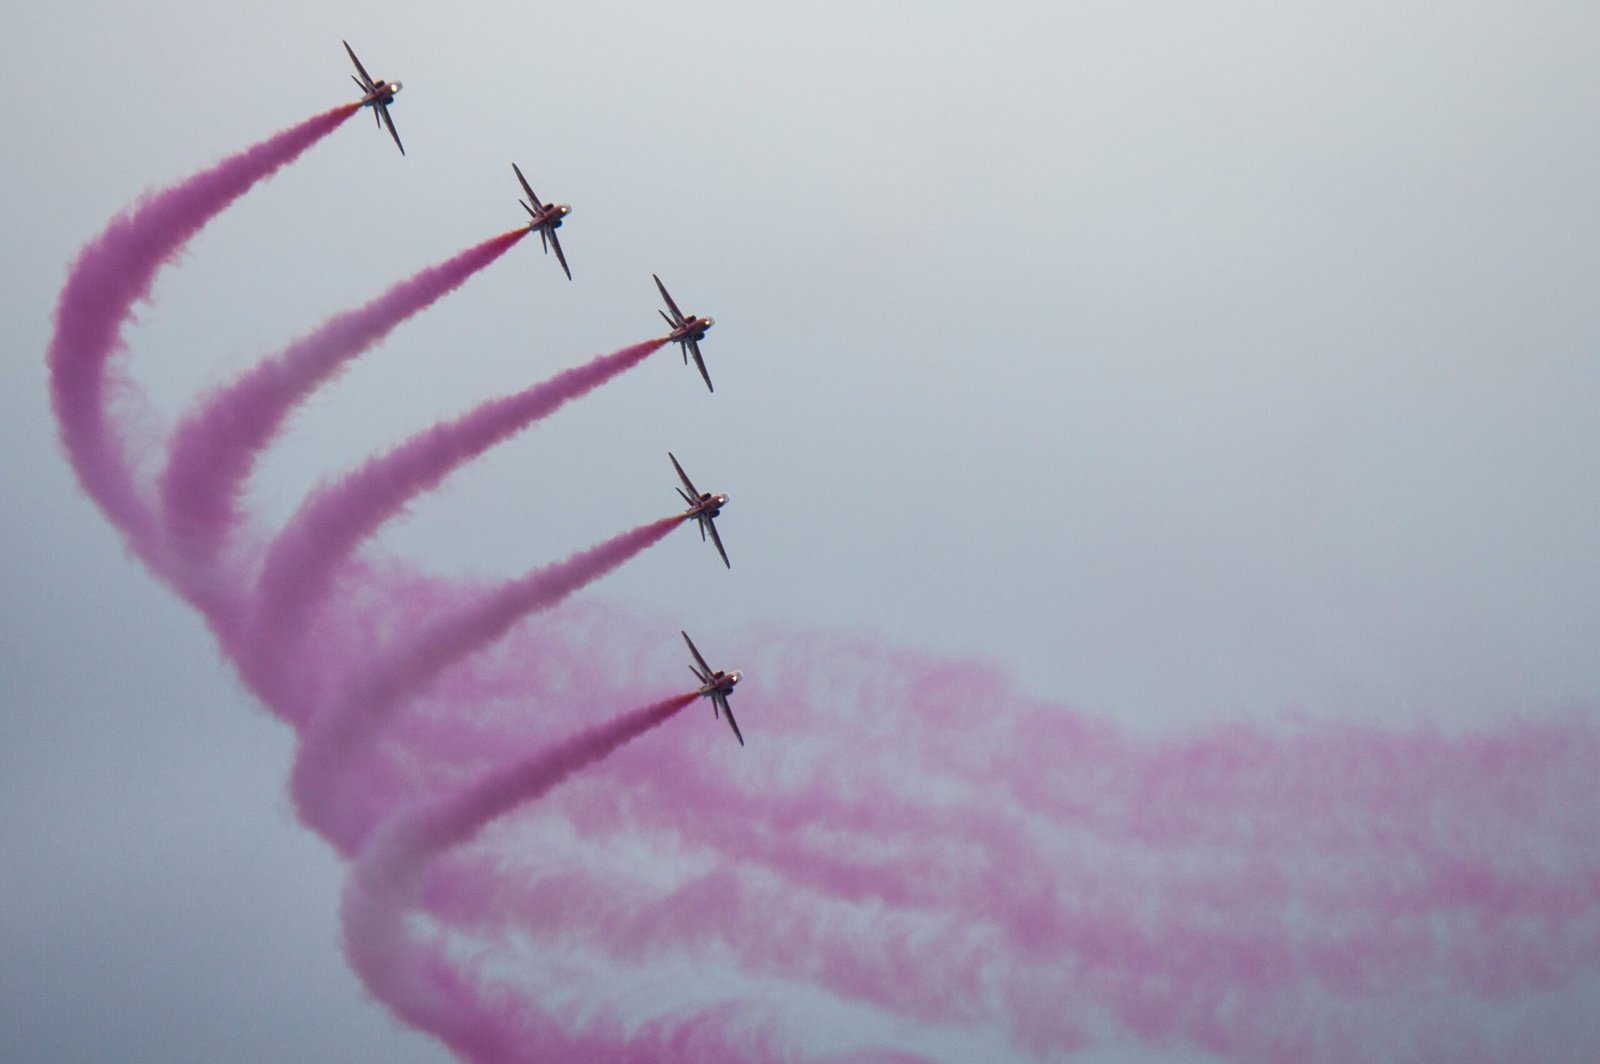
xmin=730 ymin=671 xmax=742 ymax=684
xmin=391 ymin=80 xmax=403 ymax=92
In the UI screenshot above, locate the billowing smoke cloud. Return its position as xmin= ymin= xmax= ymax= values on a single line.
xmin=311 ymin=601 xmax=1600 ymax=1063
xmin=45 ymin=108 xmax=1600 ymax=1064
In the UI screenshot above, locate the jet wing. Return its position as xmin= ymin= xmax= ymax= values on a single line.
xmin=681 ymin=630 xmax=714 ymax=677
xmin=687 ymin=339 xmax=714 ymax=393
xmin=718 ymin=695 xmax=745 ymax=746
xmin=653 ymin=273 xmax=686 ymax=325
xmin=343 ymin=40 xmax=376 ymax=90
xmin=512 ymin=162 xmax=539 ymax=207
xmin=706 ymin=516 xmax=730 ymax=569
xmin=377 ymin=102 xmax=405 ymax=155
xmin=548 ymin=228 xmax=571 ymax=280
xmin=668 ymin=453 xmax=700 ymax=499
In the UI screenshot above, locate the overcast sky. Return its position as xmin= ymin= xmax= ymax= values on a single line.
xmin=3 ymin=2 xmax=1598 ymax=1061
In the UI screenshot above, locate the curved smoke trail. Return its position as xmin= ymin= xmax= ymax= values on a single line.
xmin=338 ymin=694 xmax=664 ymax=1063
xmin=247 ymin=337 xmax=667 ymax=665
xmin=159 ymin=228 xmax=529 ymax=567
xmin=48 ymin=103 xmax=357 ymax=567
xmin=46 ymin=108 xmax=1600 ymax=1064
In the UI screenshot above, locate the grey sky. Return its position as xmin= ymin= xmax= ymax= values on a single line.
xmin=3 ymin=1 xmax=1598 ymax=1061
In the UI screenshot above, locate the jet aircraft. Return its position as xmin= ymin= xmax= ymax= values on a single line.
xmin=670 ymin=452 xmax=730 ymax=568
xmin=653 ymin=274 xmax=716 ymax=392
xmin=344 ymin=41 xmax=404 ymax=155
xmin=683 ymin=630 xmax=744 ymax=745
xmin=512 ymin=163 xmax=572 ymax=280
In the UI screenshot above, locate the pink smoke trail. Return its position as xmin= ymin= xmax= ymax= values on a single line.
xmin=342 ymin=691 xmax=931 ymax=1064
xmin=356 ymin=691 xmax=696 ymax=880
xmin=291 ymin=516 xmax=686 ymax=849
xmin=247 ymin=337 xmax=666 ymax=655
xmin=47 ymin=103 xmax=358 ymax=567
xmin=159 ymin=227 xmax=530 ymax=564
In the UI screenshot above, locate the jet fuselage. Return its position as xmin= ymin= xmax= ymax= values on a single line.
xmin=671 ymin=316 xmax=713 ymax=344
xmin=360 ymin=80 xmax=400 ymax=107
xmin=685 ymin=491 xmax=728 ymax=521
xmin=525 ymin=204 xmax=570 ymax=232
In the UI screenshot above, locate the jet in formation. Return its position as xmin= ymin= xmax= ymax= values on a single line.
xmin=653 ymin=274 xmax=716 ymax=392
xmin=344 ymin=41 xmax=404 ymax=155
xmin=512 ymin=163 xmax=572 ymax=280
xmin=670 ymin=452 xmax=729 ymax=568
xmin=683 ymin=630 xmax=743 ymax=745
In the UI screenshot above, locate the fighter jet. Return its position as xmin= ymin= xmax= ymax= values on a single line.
xmin=512 ymin=163 xmax=572 ymax=280
xmin=344 ymin=40 xmax=404 ymax=155
xmin=653 ymin=274 xmax=716 ymax=392
xmin=670 ymin=452 xmax=730 ymax=568
xmin=683 ymin=630 xmax=744 ymax=746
